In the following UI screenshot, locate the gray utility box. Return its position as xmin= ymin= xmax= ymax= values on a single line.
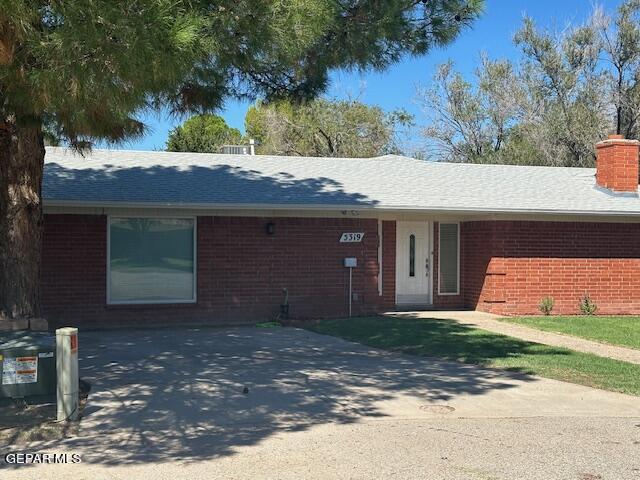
xmin=0 ymin=332 xmax=56 ymax=399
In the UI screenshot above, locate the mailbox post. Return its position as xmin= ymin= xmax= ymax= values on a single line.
xmin=344 ymin=257 xmax=357 ymax=317
xmin=56 ymin=327 xmax=79 ymax=421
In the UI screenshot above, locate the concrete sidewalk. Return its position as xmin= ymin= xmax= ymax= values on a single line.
xmin=392 ymin=310 xmax=640 ymax=364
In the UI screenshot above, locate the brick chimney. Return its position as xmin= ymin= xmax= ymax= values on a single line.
xmin=595 ymin=134 xmax=640 ymax=193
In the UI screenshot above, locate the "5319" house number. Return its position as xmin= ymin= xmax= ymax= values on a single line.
xmin=339 ymin=232 xmax=364 ymax=243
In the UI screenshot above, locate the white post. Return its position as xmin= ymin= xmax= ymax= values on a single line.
xmin=249 ymin=138 xmax=255 ymax=155
xmin=349 ymin=267 xmax=353 ymax=317
xmin=343 ymin=257 xmax=357 ymax=317
xmin=377 ymin=219 xmax=383 ymax=297
xmin=56 ymin=327 xmax=79 ymax=422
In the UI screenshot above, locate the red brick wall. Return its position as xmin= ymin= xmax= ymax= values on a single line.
xmin=43 ymin=215 xmax=640 ymax=323
xmin=463 ymin=220 xmax=640 ymax=315
xmin=462 ymin=221 xmax=496 ymax=311
xmin=42 ymin=214 xmax=387 ymax=328
xmin=41 ymin=214 xmax=107 ymax=323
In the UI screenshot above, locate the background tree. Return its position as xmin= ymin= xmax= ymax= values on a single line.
xmin=0 ymin=0 xmax=483 ymax=322
xmin=514 ymin=17 xmax=607 ymax=167
xmin=166 ymin=114 xmax=242 ymax=153
xmin=594 ymin=1 xmax=640 ymax=138
xmin=420 ymin=57 xmax=522 ymax=163
xmin=245 ymin=99 xmax=413 ymax=157
xmin=420 ymin=1 xmax=640 ymax=167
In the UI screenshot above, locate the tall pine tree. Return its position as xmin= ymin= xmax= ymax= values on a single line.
xmin=0 ymin=0 xmax=482 ymax=321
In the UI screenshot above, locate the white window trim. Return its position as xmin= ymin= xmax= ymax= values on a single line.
xmin=377 ymin=219 xmax=383 ymax=296
xmin=437 ymin=222 xmax=460 ymax=296
xmin=106 ymin=215 xmax=197 ymax=305
xmin=429 ymin=222 xmax=434 ymax=303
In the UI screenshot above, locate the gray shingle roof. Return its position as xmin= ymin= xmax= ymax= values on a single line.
xmin=43 ymin=147 xmax=640 ymax=216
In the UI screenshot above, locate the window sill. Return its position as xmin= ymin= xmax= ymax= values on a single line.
xmin=106 ymin=300 xmax=197 ymax=308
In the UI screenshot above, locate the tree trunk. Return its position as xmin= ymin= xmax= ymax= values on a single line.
xmin=0 ymin=115 xmax=45 ymax=321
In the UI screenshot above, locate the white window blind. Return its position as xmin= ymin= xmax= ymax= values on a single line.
xmin=438 ymin=223 xmax=459 ymax=295
xmin=108 ymin=218 xmax=196 ymax=304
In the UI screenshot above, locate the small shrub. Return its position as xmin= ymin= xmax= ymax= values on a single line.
xmin=579 ymin=293 xmax=598 ymax=315
xmin=539 ymin=296 xmax=555 ymax=316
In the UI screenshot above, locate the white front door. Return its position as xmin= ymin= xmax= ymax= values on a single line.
xmin=396 ymin=221 xmax=431 ymax=305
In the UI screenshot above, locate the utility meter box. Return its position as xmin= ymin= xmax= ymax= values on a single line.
xmin=344 ymin=257 xmax=357 ymax=268
xmin=0 ymin=332 xmax=56 ymax=399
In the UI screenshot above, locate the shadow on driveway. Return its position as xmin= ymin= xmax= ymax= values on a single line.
xmin=1 ymin=326 xmax=535 ymax=467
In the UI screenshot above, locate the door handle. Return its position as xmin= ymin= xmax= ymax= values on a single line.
xmin=425 ymin=258 xmax=429 ymax=276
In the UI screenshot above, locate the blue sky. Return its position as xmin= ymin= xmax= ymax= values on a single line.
xmin=122 ymin=0 xmax=622 ymax=151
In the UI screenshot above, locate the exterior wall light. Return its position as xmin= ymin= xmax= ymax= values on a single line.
xmin=266 ymin=222 xmax=275 ymax=235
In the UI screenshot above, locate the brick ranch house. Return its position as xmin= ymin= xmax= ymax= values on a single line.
xmin=41 ymin=135 xmax=640 ymax=328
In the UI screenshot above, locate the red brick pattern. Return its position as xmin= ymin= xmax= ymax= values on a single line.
xmin=595 ymin=137 xmax=640 ymax=193
xmin=41 ymin=214 xmax=640 ymax=324
xmin=41 ymin=214 xmax=107 ymax=323
xmin=461 ymin=221 xmax=494 ymax=310
xmin=42 ymin=215 xmax=385 ymax=328
xmin=463 ymin=221 xmax=640 ymax=315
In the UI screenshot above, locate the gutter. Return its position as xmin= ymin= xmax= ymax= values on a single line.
xmin=42 ymin=199 xmax=640 ymax=218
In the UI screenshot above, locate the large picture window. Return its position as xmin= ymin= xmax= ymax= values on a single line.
xmin=108 ymin=217 xmax=196 ymax=304
xmin=438 ymin=223 xmax=459 ymax=295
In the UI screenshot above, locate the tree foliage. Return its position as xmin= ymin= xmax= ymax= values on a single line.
xmin=596 ymin=0 xmax=640 ymax=138
xmin=245 ymin=99 xmax=412 ymax=157
xmin=419 ymin=0 xmax=640 ymax=167
xmin=166 ymin=114 xmax=242 ymax=152
xmin=421 ymin=57 xmax=524 ymax=163
xmin=1 ymin=0 xmax=484 ymax=148
xmin=0 ymin=0 xmax=483 ymax=319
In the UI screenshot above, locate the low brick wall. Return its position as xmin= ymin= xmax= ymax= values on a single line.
xmin=463 ymin=220 xmax=640 ymax=315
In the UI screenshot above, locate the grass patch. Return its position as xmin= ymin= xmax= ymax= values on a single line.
xmin=499 ymin=316 xmax=640 ymax=349
xmin=255 ymin=321 xmax=282 ymax=328
xmin=307 ymin=316 xmax=640 ymax=396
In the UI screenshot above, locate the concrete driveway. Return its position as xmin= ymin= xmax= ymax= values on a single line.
xmin=1 ymin=326 xmax=639 ymax=480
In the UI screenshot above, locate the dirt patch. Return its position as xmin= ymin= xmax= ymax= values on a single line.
xmin=580 ymin=473 xmax=603 ymax=480
xmin=0 ymin=381 xmax=90 ymax=445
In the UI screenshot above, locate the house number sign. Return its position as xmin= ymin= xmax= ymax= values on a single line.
xmin=340 ymin=232 xmax=364 ymax=243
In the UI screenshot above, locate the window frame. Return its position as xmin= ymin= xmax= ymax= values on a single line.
xmin=437 ymin=222 xmax=460 ymax=296
xmin=409 ymin=234 xmax=416 ymax=277
xmin=106 ymin=215 xmax=197 ymax=305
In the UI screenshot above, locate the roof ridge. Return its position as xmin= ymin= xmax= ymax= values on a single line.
xmin=45 ymin=146 xmax=412 ymax=162
xmin=44 ymin=147 xmax=596 ymax=171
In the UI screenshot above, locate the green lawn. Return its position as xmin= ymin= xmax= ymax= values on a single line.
xmin=307 ymin=316 xmax=640 ymax=396
xmin=499 ymin=316 xmax=640 ymax=349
